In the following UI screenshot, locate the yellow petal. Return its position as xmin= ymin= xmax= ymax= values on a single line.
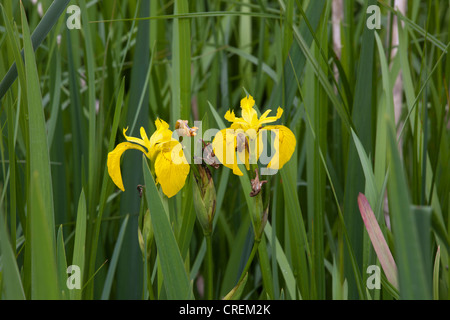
xmin=259 ymin=109 xmax=272 ymax=121
xmin=232 ymin=161 xmax=244 ymax=176
xmin=258 ymin=107 xmax=284 ymax=126
xmin=241 ymin=107 xmax=257 ymax=126
xmin=150 ymin=118 xmax=173 ymax=148
xmin=155 ymin=118 xmax=170 ymax=131
xmin=236 ymin=95 xmax=258 ymax=127
xmin=154 ymin=142 xmax=190 ymax=198
xmin=140 ymin=127 xmax=150 ymax=145
xmin=230 ymin=122 xmax=244 ymax=130
xmin=123 ymin=127 xmax=150 ymax=150
xmin=107 ymin=142 xmax=148 ymax=191
xmin=261 ymin=125 xmax=296 ymax=170
xmin=275 ymin=107 xmax=283 ymax=118
xmin=212 ymin=128 xmax=244 ymax=176
xmin=224 ymin=110 xmax=236 ymax=122
xmin=224 ymin=110 xmax=250 ymax=130
xmin=240 ymin=95 xmax=255 ymax=110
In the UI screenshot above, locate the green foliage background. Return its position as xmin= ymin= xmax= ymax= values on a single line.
xmin=0 ymin=0 xmax=449 ymax=300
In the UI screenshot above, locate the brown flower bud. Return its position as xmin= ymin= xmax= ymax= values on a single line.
xmin=175 ymin=120 xmax=198 ymax=137
xmin=249 ymin=169 xmax=267 ymax=197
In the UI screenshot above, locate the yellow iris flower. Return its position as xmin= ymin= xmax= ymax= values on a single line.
xmin=107 ymin=119 xmax=190 ymax=198
xmin=212 ymin=94 xmax=296 ymax=176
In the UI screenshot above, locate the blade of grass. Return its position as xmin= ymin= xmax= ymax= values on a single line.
xmin=224 ymin=46 xmax=277 ymax=82
xmin=0 ymin=4 xmax=27 ymax=107
xmin=340 ymin=0 xmax=377 ymax=298
xmin=0 ymin=0 xmax=71 ymax=100
xmin=56 ymin=225 xmax=69 ymax=300
xmin=292 ymin=26 xmax=352 ymax=133
xmin=268 ymin=0 xmax=326 ymax=111
xmin=101 ymin=214 xmax=129 ymax=300
xmin=288 ymin=26 xmax=367 ymax=299
xmin=78 ymin=0 xmax=98 ymax=216
xmin=302 ymin=97 xmax=367 ymax=300
xmin=239 ymin=0 xmax=252 ymax=88
xmin=358 ymin=193 xmax=398 ymax=289
xmin=0 ymin=200 xmax=25 ymax=299
xmin=20 ymin=2 xmax=59 ymax=299
xmin=386 ymin=117 xmax=431 ymax=299
xmin=223 ymin=273 xmax=248 ymax=300
xmin=171 ymin=0 xmax=191 ymax=125
xmin=412 ymin=205 xmax=433 ymax=285
xmin=218 ymin=214 xmax=251 ymax=297
xmin=433 ymin=246 xmax=440 ymax=300
xmin=142 ymin=157 xmax=192 ymax=300
xmin=303 ymin=8 xmax=329 ymax=298
xmin=264 ymin=222 xmax=297 ymax=299
xmin=379 ymin=2 xmax=447 ymax=53
xmin=280 ymin=163 xmax=311 ymax=299
xmin=351 ymin=129 xmax=377 ymax=208
xmin=5 ymin=93 xmax=17 ymax=257
xmin=70 ymin=190 xmax=86 ymax=300
xmin=397 ymin=16 xmax=449 ymax=253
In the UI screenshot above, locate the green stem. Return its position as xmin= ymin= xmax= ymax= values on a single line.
xmin=147 ymin=256 xmax=155 ymax=300
xmin=257 ymin=236 xmax=274 ymax=299
xmin=205 ymin=235 xmax=213 ymax=299
xmin=238 ymin=238 xmax=261 ymax=284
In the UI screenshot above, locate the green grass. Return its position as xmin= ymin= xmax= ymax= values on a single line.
xmin=0 ymin=0 xmax=449 ymax=301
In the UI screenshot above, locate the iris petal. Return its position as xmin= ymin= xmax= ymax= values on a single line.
xmin=123 ymin=127 xmax=150 ymax=151
xmin=224 ymin=110 xmax=236 ymax=123
xmin=107 ymin=142 xmax=149 ymax=191
xmin=212 ymin=128 xmax=239 ymax=173
xmin=154 ymin=142 xmax=190 ymax=198
xmin=240 ymin=95 xmax=255 ymax=110
xmin=258 ymin=107 xmax=283 ymax=126
xmin=241 ymin=98 xmax=258 ymax=125
xmin=261 ymin=125 xmax=296 ymax=170
xmin=140 ymin=127 xmax=150 ymax=145
xmin=150 ymin=118 xmax=172 ymax=148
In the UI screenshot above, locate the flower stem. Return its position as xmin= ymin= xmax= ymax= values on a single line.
xmin=257 ymin=236 xmax=274 ymax=298
xmin=147 ymin=257 xmax=155 ymax=300
xmin=237 ymin=238 xmax=261 ymax=284
xmin=205 ymin=234 xmax=213 ymax=299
